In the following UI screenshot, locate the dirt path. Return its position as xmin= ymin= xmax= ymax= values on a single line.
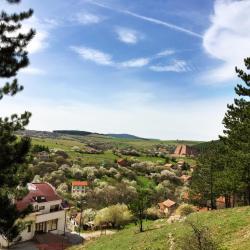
xmin=72 ymin=230 xmax=116 ymax=241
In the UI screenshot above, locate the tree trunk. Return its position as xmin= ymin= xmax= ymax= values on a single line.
xmin=232 ymin=192 xmax=236 ymax=207
xmin=225 ymin=195 xmax=231 ymax=208
xmin=139 ymin=218 xmax=143 ymax=232
xmin=210 ymin=166 xmax=217 ymax=210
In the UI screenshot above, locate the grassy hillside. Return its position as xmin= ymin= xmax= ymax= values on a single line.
xmin=30 ymin=135 xmax=202 ymax=165
xmin=69 ymin=206 xmax=250 ymax=250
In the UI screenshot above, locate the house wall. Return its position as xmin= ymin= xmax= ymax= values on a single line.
xmin=0 ymin=214 xmax=36 ymax=248
xmin=33 ymin=199 xmax=62 ymax=214
xmin=0 ymin=201 xmax=65 ymax=248
xmin=35 ymin=209 xmax=66 ymax=235
xmin=72 ymin=185 xmax=85 ymax=193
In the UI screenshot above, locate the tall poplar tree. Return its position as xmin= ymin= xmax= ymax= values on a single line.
xmin=0 ymin=0 xmax=35 ymax=243
xmin=220 ymin=57 xmax=250 ymax=205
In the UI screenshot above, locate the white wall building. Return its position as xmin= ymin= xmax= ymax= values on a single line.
xmin=71 ymin=181 xmax=88 ymax=194
xmin=0 ymin=182 xmax=67 ymax=248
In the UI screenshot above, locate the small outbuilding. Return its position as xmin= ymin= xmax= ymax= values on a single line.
xmin=158 ymin=199 xmax=177 ymax=215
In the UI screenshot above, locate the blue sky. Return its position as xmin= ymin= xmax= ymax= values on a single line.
xmin=1 ymin=0 xmax=250 ymax=140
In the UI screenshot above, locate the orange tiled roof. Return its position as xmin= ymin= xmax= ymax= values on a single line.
xmin=160 ymin=199 xmax=176 ymax=208
xmin=72 ymin=181 xmax=88 ymax=186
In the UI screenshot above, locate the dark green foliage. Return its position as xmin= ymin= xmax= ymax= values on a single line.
xmin=128 ymin=181 xmax=153 ymax=232
xmin=54 ymin=130 xmax=93 ymax=136
xmin=0 ymin=0 xmax=34 ymax=243
xmin=193 ymin=140 xmax=222 ymax=154
xmin=192 ymin=58 xmax=250 ymax=209
xmin=32 ymin=144 xmax=50 ymax=153
xmin=220 ymin=57 xmax=250 ymax=205
xmin=0 ymin=191 xmax=32 ymax=243
xmin=0 ymin=6 xmax=35 ymax=99
xmin=190 ymin=143 xmax=226 ymax=209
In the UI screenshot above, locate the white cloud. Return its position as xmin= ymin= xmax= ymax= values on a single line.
xmin=71 ymin=46 xmax=113 ymax=65
xmin=157 ymin=49 xmax=175 ymax=57
xmin=120 ymin=58 xmax=150 ymax=68
xmin=71 ymin=45 xmax=149 ymax=68
xmin=23 ymin=16 xmax=58 ymax=54
xmin=202 ymin=0 xmax=250 ymax=83
xmin=150 ymin=60 xmax=189 ymax=72
xmin=75 ymin=12 xmax=103 ymax=25
xmin=71 ymin=45 xmax=187 ymax=71
xmin=3 ymin=15 xmax=54 ymax=54
xmin=115 ymin=27 xmax=143 ymax=44
xmin=20 ymin=67 xmax=46 ymax=75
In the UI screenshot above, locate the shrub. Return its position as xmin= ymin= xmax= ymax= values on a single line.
xmin=176 ymin=204 xmax=196 ymax=216
xmin=57 ymin=183 xmax=69 ymax=194
xmin=146 ymin=207 xmax=163 ymax=220
xmin=55 ymin=155 xmax=70 ymax=166
xmin=94 ymin=204 xmax=132 ymax=229
xmin=177 ymin=219 xmax=221 ymax=250
xmin=34 ymin=162 xmax=58 ymax=175
xmin=55 ymin=150 xmax=69 ymax=159
xmin=32 ymin=144 xmax=49 ymax=153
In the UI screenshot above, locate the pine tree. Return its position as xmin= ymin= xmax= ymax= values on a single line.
xmin=220 ymin=57 xmax=250 ymax=205
xmin=190 ymin=142 xmax=222 ymax=210
xmin=0 ymin=0 xmax=35 ymax=244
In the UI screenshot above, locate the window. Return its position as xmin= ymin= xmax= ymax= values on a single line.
xmin=50 ymin=204 xmax=59 ymax=212
xmin=39 ymin=206 xmax=45 ymax=211
xmin=35 ymin=222 xmax=46 ymax=233
xmin=27 ymin=224 xmax=31 ymax=233
xmin=47 ymin=219 xmax=58 ymax=231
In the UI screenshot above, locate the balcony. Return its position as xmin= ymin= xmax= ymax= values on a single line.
xmin=36 ymin=209 xmax=65 ymax=223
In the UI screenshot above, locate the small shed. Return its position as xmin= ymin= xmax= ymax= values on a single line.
xmin=158 ymin=199 xmax=177 ymax=214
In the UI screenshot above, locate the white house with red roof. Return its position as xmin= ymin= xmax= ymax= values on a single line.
xmin=71 ymin=181 xmax=88 ymax=194
xmin=0 ymin=182 xmax=67 ymax=248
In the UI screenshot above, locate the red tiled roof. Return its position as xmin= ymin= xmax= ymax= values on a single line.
xmin=72 ymin=181 xmax=88 ymax=186
xmin=117 ymin=158 xmax=128 ymax=166
xmin=161 ymin=199 xmax=176 ymax=208
xmin=16 ymin=183 xmax=61 ymax=211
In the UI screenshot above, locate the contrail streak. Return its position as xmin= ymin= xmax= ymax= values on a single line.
xmin=88 ymin=1 xmax=202 ymax=38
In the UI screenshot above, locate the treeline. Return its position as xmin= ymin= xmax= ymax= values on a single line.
xmin=53 ymin=130 xmax=93 ymax=136
xmin=191 ymin=58 xmax=250 ymax=209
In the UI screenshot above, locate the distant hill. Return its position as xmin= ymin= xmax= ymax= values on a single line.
xmin=106 ymin=133 xmax=147 ymax=140
xmin=53 ymin=130 xmax=93 ymax=137
xmin=18 ymin=130 xmax=205 ymax=145
xmin=54 ymin=130 xmax=147 ymax=140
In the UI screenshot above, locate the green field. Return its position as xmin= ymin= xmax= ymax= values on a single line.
xmin=30 ymin=135 xmax=202 ymax=165
xmin=69 ymin=206 xmax=250 ymax=250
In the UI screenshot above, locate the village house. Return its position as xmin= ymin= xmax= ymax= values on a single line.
xmin=173 ymin=144 xmax=198 ymax=157
xmin=158 ymin=199 xmax=177 ymax=215
xmin=0 ymin=182 xmax=68 ymax=248
xmin=117 ymin=158 xmax=128 ymax=167
xmin=71 ymin=181 xmax=88 ymax=194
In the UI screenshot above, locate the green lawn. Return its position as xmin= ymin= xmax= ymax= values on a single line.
xmin=68 ymin=206 xmax=250 ymax=250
